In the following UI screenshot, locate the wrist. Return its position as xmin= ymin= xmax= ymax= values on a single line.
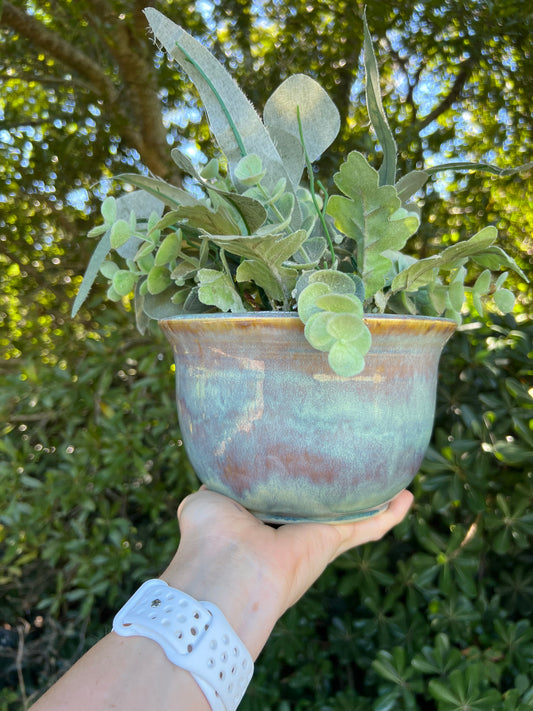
xmin=159 ymin=539 xmax=284 ymax=660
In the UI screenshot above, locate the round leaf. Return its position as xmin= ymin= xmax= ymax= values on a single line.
xmin=473 ymin=268 xmax=491 ymax=295
xmin=494 ymin=288 xmax=515 ymax=313
xmin=308 ymin=269 xmax=356 ymax=294
xmin=297 ymin=282 xmax=331 ymax=323
xmin=147 ymin=266 xmax=172 ymax=295
xmin=304 ymin=311 xmax=335 ymax=351
xmin=99 ymin=261 xmax=120 ymax=279
xmin=314 ymin=293 xmax=363 ymax=317
xmin=328 ymin=341 xmax=366 ymax=377
xmin=110 ymin=219 xmax=132 ymax=249
xmin=154 ymin=232 xmax=182 ymax=266
xmin=112 ymin=270 xmax=136 ymax=296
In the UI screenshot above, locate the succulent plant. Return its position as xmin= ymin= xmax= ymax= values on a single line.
xmin=73 ymin=7 xmax=528 ymax=376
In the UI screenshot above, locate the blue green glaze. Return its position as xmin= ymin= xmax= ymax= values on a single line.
xmin=159 ymin=313 xmax=456 ymax=523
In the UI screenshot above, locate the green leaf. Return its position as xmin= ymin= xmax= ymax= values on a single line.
xmin=118 ymin=173 xmax=202 ymax=210
xmin=146 ymin=266 xmax=172 ymax=295
xmin=494 ymin=288 xmax=515 ymax=313
xmin=308 ymin=269 xmax=358 ymax=294
xmin=112 ymin=270 xmax=136 ymax=296
xmin=154 ymin=232 xmax=182 ymax=266
xmin=314 ymin=293 xmax=364 ymax=317
xmin=209 ymin=229 xmax=307 ymax=270
xmin=327 ymin=151 xmax=419 ymax=297
xmin=234 ymin=154 xmax=265 ymax=186
xmin=297 ymin=282 xmax=332 ymax=322
xmin=109 ymin=220 xmax=132 ymax=249
xmin=425 ymin=159 xmax=533 ymax=177
xmin=473 ymin=269 xmax=491 ymax=295
xmin=363 ymin=11 xmax=397 ymax=185
xmin=391 ymin=226 xmax=498 ymax=292
xmin=197 ymin=268 xmax=245 ymax=312
xmin=395 ymin=170 xmax=429 ymax=203
xmin=236 ymin=259 xmax=297 ymax=302
xmin=326 ymin=312 xmax=370 ymax=346
xmin=144 ymin=8 xmax=294 ymax=198
xmin=171 ymin=149 xmax=268 ymax=234
xmin=303 ymin=311 xmax=336 ymax=351
xmin=99 ymin=261 xmax=119 ymax=279
xmin=171 ymin=204 xmax=241 ymax=236
xmin=263 ymin=73 xmax=340 ymax=185
xmin=472 ymin=245 xmax=529 ymax=281
xmin=100 ymin=195 xmax=117 ymax=223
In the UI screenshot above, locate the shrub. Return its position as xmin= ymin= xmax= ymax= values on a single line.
xmin=1 ymin=313 xmax=532 ymax=710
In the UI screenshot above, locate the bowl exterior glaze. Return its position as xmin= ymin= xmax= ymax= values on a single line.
xmin=159 ymin=313 xmax=456 ymax=523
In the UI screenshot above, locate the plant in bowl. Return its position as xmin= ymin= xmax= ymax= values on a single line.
xmin=72 ymin=8 xmax=528 ymax=523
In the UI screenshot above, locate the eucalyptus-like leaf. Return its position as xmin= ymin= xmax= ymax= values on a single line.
xmin=297 ymin=282 xmax=332 ymax=322
xmin=99 ymin=261 xmax=119 ymax=279
xmin=110 ymin=220 xmax=132 ymax=249
xmin=308 ymin=269 xmax=358 ymax=294
xmin=101 ymin=195 xmax=117 ymax=223
xmin=263 ymin=74 xmax=340 ymax=186
xmin=363 ymin=11 xmax=397 ymax=186
xmin=304 ymin=311 xmax=336 ymax=351
xmin=314 ymin=293 xmax=364 ymax=317
xmin=197 ymin=268 xmax=245 ymax=312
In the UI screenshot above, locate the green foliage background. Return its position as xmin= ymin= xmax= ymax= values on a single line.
xmin=1 ymin=0 xmax=532 ymax=708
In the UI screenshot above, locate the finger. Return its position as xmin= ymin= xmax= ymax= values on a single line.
xmin=332 ymin=489 xmax=414 ymax=558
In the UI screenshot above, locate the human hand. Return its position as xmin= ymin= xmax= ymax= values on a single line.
xmin=160 ymin=488 xmax=413 ymax=659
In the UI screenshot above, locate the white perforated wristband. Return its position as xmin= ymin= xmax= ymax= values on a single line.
xmin=112 ymin=579 xmax=254 ymax=711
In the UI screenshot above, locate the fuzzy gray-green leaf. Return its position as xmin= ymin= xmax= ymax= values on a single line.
xmin=144 ymin=7 xmax=292 ymax=197
xmin=363 ymin=11 xmax=397 ymax=186
xmin=197 ymin=268 xmax=245 ymax=312
xmin=263 ymin=74 xmax=340 ymax=186
xmin=327 ymin=151 xmax=419 ymax=297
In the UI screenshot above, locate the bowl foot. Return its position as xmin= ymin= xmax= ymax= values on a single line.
xmin=251 ymin=501 xmax=391 ymax=525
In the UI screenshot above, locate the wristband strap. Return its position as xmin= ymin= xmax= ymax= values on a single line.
xmin=112 ymin=579 xmax=254 ymax=711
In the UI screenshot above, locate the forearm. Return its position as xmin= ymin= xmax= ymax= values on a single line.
xmin=31 ymin=633 xmax=211 ymax=711
xmin=31 ymin=536 xmax=283 ymax=710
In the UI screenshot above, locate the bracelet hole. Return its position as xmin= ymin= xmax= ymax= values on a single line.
xmin=190 ymin=627 xmax=198 ymax=636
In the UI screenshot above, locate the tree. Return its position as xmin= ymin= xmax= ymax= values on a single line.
xmin=1 ymin=0 xmax=531 ymax=367
xmin=1 ymin=2 xmax=532 ymax=708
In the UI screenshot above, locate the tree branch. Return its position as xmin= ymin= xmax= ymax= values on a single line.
xmin=417 ymin=58 xmax=474 ymax=130
xmin=1 ymin=1 xmax=119 ymax=103
xmin=1 ymin=1 xmax=178 ymax=180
